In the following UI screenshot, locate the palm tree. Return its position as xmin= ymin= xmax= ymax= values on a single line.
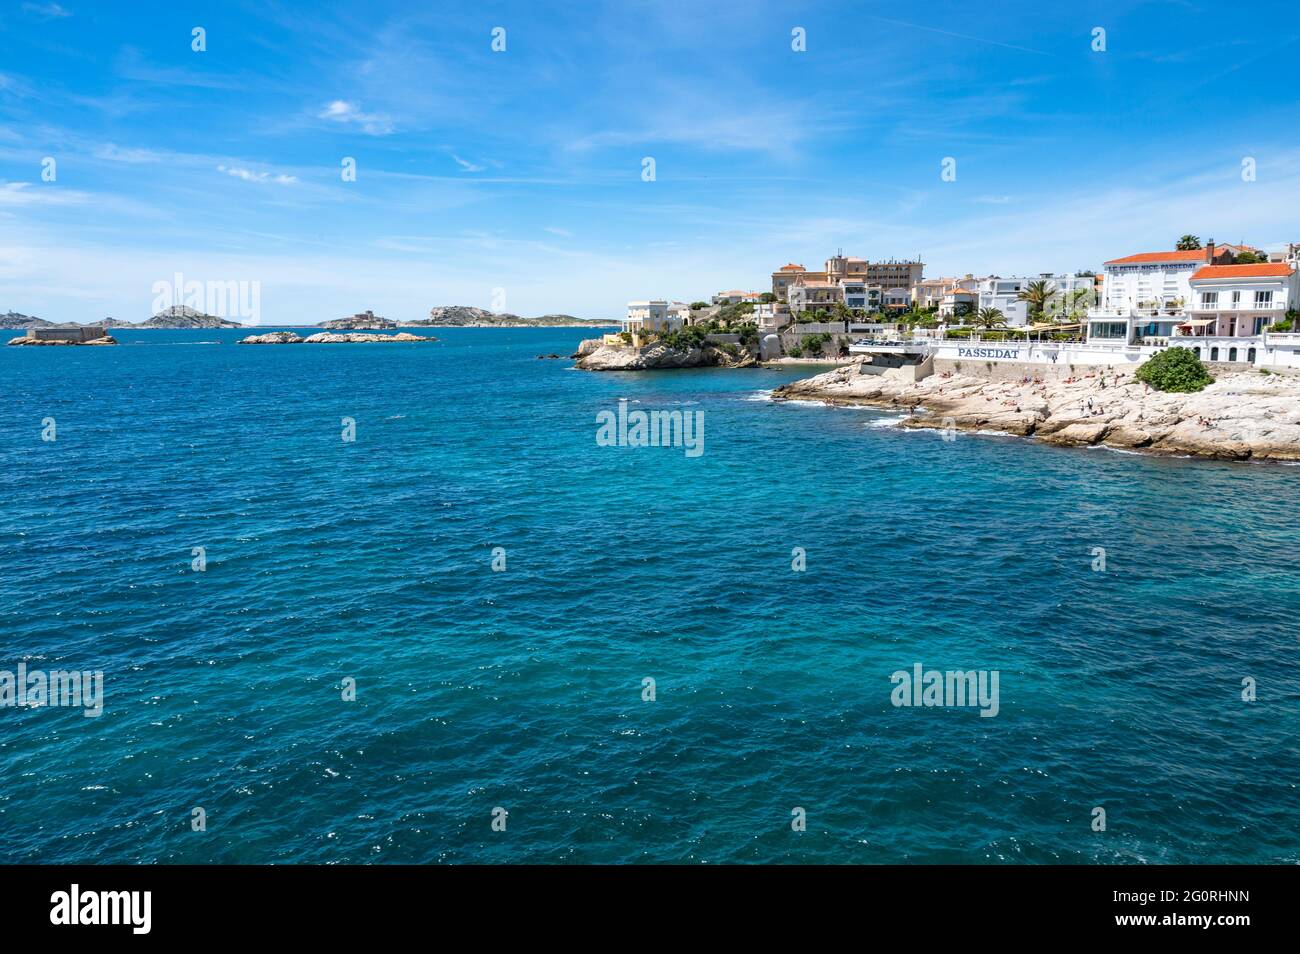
xmin=1176 ymin=234 xmax=1202 ymax=251
xmin=1016 ymin=280 xmax=1055 ymax=324
xmin=973 ymin=307 xmax=1006 ymax=331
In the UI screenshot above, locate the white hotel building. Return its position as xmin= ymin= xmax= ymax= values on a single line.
xmin=1086 ymin=244 xmax=1235 ymax=344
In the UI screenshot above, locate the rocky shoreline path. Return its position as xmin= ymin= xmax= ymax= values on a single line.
xmin=773 ymin=358 xmax=1300 ymax=462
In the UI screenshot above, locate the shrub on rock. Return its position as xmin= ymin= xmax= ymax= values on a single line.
xmin=1136 ymin=347 xmax=1214 ymax=393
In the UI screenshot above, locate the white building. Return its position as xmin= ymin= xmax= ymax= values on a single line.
xmin=1179 ymin=263 xmax=1299 ymax=339
xmin=1086 ymin=243 xmax=1235 ymax=344
xmin=913 ymin=275 xmax=978 ymax=310
xmin=841 ymin=281 xmax=882 ymax=311
xmin=623 ymin=300 xmax=687 ymax=335
xmin=711 ymin=290 xmax=763 ymax=305
xmin=788 ymin=281 xmax=841 ymax=314
xmin=754 ymin=301 xmax=793 ymax=332
xmin=976 ymin=274 xmax=1096 ymax=327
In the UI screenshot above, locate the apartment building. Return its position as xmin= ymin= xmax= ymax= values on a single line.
xmin=771 ymin=252 xmax=925 ymax=303
xmin=913 ymin=275 xmax=978 ymax=309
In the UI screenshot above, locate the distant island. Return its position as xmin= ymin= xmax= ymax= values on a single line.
xmin=319 ymin=310 xmax=395 ymax=330
xmin=403 ymin=306 xmax=606 ymax=328
xmin=4 ymin=304 xmax=610 ymax=329
xmin=1 ymin=306 xmax=243 ymax=329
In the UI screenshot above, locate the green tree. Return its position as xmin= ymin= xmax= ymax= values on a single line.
xmin=1176 ymin=235 xmax=1202 ymax=251
xmin=973 ymin=307 xmax=1007 ymax=331
xmin=1016 ymin=280 xmax=1055 ymax=323
xmin=1135 ymin=347 xmax=1214 ymax=393
xmin=1232 ymin=250 xmax=1265 ymax=264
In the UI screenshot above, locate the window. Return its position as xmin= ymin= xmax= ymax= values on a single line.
xmin=1200 ymin=291 xmax=1218 ymax=308
xmin=1248 ymin=348 xmax=1257 ymax=363
xmin=1255 ymin=290 xmax=1273 ymax=307
xmin=1231 ymin=291 xmax=1241 ymax=308
xmin=1211 ymin=347 xmax=1220 ymax=360
xmin=1229 ymin=347 xmax=1238 ymax=362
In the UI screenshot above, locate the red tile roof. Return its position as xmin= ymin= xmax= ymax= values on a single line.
xmin=1104 ymin=249 xmax=1211 ymax=265
xmin=1190 ymin=263 xmax=1294 ymax=280
xmin=778 ymin=263 xmax=806 ymax=271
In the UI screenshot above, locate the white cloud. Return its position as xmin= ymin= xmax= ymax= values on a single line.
xmin=217 ymin=165 xmax=297 ymax=185
xmin=96 ymin=143 xmax=161 ymax=163
xmin=318 ymin=99 xmax=394 ymax=135
xmin=22 ymin=2 xmax=72 ymax=19
xmin=0 ymin=181 xmax=87 ymax=206
xmin=451 ymin=154 xmax=484 ymax=173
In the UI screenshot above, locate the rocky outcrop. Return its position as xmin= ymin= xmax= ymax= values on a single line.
xmin=239 ymin=331 xmax=436 ymax=344
xmin=302 ymin=332 xmax=434 ymax=343
xmin=8 ymin=334 xmax=117 ymax=346
xmin=773 ymin=358 xmax=1300 ymax=462
xmin=574 ymin=340 xmax=758 ymax=370
xmin=319 ymin=311 xmax=395 ymax=330
xmin=239 ymin=331 xmax=304 ymax=344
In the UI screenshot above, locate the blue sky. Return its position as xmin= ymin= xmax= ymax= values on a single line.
xmin=3 ymin=0 xmax=1300 ymax=323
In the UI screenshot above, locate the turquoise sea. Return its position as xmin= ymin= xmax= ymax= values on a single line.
xmin=1 ymin=326 xmax=1297 ymax=863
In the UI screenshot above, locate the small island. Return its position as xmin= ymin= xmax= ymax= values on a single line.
xmin=8 ymin=325 xmax=117 ymax=346
xmin=318 ymin=310 xmax=396 ymax=330
xmin=238 ymin=331 xmax=436 ymax=344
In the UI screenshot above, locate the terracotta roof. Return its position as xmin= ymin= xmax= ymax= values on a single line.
xmin=778 ymin=264 xmax=806 ymax=271
xmin=1104 ymin=249 xmax=1211 ymax=265
xmin=1190 ymin=263 xmax=1295 ymax=280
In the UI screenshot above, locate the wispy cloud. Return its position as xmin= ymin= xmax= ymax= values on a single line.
xmin=22 ymin=2 xmax=72 ymax=19
xmin=317 ymin=99 xmax=394 ymax=135
xmin=95 ymin=143 xmax=161 ymax=163
xmin=217 ymin=165 xmax=297 ymax=185
xmin=451 ymin=154 xmax=485 ymax=173
xmin=0 ymin=181 xmax=85 ymax=206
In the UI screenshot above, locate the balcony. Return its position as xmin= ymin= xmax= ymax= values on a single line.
xmin=1186 ymin=303 xmax=1283 ymax=313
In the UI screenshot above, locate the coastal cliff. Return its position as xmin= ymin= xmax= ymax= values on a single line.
xmin=574 ymin=338 xmax=758 ymax=370
xmin=774 ymin=359 xmax=1300 ymax=461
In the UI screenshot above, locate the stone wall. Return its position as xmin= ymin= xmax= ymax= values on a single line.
xmin=28 ymin=326 xmax=106 ymax=342
xmin=932 ymin=358 xmax=1126 ymax=383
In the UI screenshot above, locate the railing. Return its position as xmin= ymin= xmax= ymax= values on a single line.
xmin=1186 ymin=303 xmax=1283 ymax=312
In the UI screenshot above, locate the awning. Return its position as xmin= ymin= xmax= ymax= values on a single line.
xmin=1178 ymin=319 xmax=1215 ymax=327
xmin=1028 ymin=322 xmax=1081 ymax=332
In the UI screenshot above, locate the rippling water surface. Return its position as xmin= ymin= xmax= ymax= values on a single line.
xmin=1 ymin=327 xmax=1297 ymax=863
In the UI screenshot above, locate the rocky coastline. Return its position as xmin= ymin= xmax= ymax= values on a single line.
xmin=773 ymin=358 xmax=1300 ymax=462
